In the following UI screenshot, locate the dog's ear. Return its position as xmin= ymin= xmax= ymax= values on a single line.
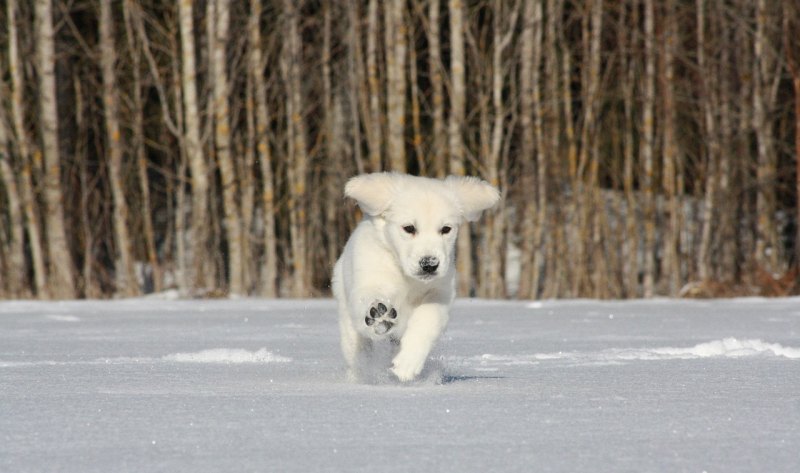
xmin=446 ymin=176 xmax=500 ymax=222
xmin=344 ymin=173 xmax=396 ymax=216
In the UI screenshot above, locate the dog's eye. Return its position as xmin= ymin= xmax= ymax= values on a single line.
xmin=402 ymin=225 xmax=417 ymax=235
xmin=440 ymin=226 xmax=452 ymax=235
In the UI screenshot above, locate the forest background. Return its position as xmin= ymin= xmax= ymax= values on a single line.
xmin=1 ymin=0 xmax=799 ymax=300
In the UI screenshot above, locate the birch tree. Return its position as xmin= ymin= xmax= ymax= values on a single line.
xmin=753 ymin=0 xmax=782 ymax=274
xmin=36 ymin=0 xmax=75 ymax=298
xmin=100 ymin=0 xmax=139 ymax=296
xmin=178 ymin=0 xmax=211 ymax=293
xmin=660 ymin=0 xmax=681 ymax=294
xmin=210 ymin=0 xmax=245 ymax=295
xmin=641 ymin=0 xmax=657 ymax=297
xmin=123 ymin=0 xmax=162 ymax=293
xmin=0 ymin=93 xmax=25 ymax=296
xmin=8 ymin=0 xmax=48 ymax=297
xmin=449 ymin=0 xmax=471 ymax=295
xmin=249 ymin=0 xmax=278 ymax=297
xmin=385 ymin=0 xmax=407 ymax=172
xmin=283 ymin=0 xmax=310 ymax=296
xmin=428 ymin=0 xmax=447 ymax=178
xmin=366 ymin=0 xmax=383 ymax=172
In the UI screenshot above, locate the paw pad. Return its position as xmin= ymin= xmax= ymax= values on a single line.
xmin=365 ymin=302 xmax=397 ymax=335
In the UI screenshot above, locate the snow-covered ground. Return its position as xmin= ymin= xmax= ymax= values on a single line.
xmin=1 ymin=297 xmax=799 ymax=472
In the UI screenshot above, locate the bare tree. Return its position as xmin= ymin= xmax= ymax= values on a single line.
xmin=100 ymin=0 xmax=139 ymax=297
xmin=249 ymin=0 xmax=278 ymax=297
xmin=449 ymin=0 xmax=472 ymax=295
xmin=753 ymin=0 xmax=782 ymax=274
xmin=385 ymin=0 xmax=407 ymax=172
xmin=178 ymin=0 xmax=212 ymax=293
xmin=0 ymin=89 xmax=26 ymax=296
xmin=283 ymin=0 xmax=311 ymax=296
xmin=620 ymin=0 xmax=639 ymax=298
xmin=428 ymin=0 xmax=447 ymax=178
xmin=36 ymin=0 xmax=75 ymax=298
xmin=785 ymin=0 xmax=800 ymax=270
xmin=122 ymin=0 xmax=162 ymax=293
xmin=7 ymin=0 xmax=48 ymax=297
xmin=660 ymin=0 xmax=681 ymax=295
xmin=366 ymin=0 xmax=383 ymax=172
xmin=641 ymin=0 xmax=656 ymax=297
xmin=210 ymin=0 xmax=245 ymax=295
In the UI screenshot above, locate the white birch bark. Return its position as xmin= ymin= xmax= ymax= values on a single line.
xmin=36 ymin=0 xmax=75 ymax=298
xmin=178 ymin=0 xmax=211 ymax=293
xmin=449 ymin=0 xmax=471 ymax=295
xmin=641 ymin=0 xmax=657 ymax=297
xmin=249 ymin=0 xmax=278 ymax=297
xmin=366 ymin=0 xmax=383 ymax=171
xmin=385 ymin=0 xmax=407 ymax=172
xmin=8 ymin=0 xmax=48 ymax=297
xmin=283 ymin=0 xmax=310 ymax=296
xmin=0 ymin=98 xmax=26 ymax=296
xmin=100 ymin=0 xmax=140 ymax=296
xmin=210 ymin=0 xmax=245 ymax=295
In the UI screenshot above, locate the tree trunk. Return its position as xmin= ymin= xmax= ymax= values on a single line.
xmin=753 ymin=0 xmax=781 ymax=274
xmin=542 ymin=0 xmax=562 ymax=299
xmin=347 ymin=0 xmax=366 ymax=174
xmin=660 ymin=0 xmax=681 ymax=294
xmin=250 ymin=0 xmax=278 ymax=297
xmin=36 ymin=0 xmax=75 ymax=298
xmin=366 ymin=0 xmax=383 ymax=172
xmin=518 ymin=0 xmax=536 ymax=299
xmin=449 ymin=0 xmax=471 ymax=296
xmin=283 ymin=0 xmax=310 ymax=297
xmin=481 ymin=0 xmax=517 ymax=298
xmin=560 ymin=14 xmax=579 ymax=296
xmin=409 ymin=32 xmax=425 ymax=174
xmin=621 ymin=0 xmax=639 ymax=298
xmin=428 ymin=0 xmax=447 ymax=178
xmin=74 ymin=73 xmax=100 ymax=299
xmin=210 ymin=0 xmax=245 ymax=295
xmin=0 ymin=99 xmax=26 ymax=296
xmin=697 ymin=0 xmax=720 ymax=283
xmin=641 ymin=0 xmax=657 ymax=297
xmin=784 ymin=0 xmax=800 ymax=273
xmin=8 ymin=0 xmax=48 ymax=297
xmin=385 ymin=0 xmax=407 ymax=173
xmin=178 ymin=0 xmax=211 ymax=293
xmin=122 ymin=0 xmax=162 ymax=293
xmin=587 ymin=0 xmax=606 ymax=298
xmin=100 ymin=0 xmax=139 ymax=297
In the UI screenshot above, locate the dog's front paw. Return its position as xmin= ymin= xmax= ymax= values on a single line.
xmin=391 ymin=350 xmax=425 ymax=382
xmin=365 ymin=302 xmax=398 ymax=336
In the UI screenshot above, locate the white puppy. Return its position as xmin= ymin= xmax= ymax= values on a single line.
xmin=332 ymin=173 xmax=499 ymax=382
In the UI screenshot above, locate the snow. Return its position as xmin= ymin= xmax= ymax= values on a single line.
xmin=1 ymin=297 xmax=799 ymax=472
xmin=163 ymin=348 xmax=292 ymax=364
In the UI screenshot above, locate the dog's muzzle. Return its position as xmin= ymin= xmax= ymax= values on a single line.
xmin=419 ymin=256 xmax=440 ymax=275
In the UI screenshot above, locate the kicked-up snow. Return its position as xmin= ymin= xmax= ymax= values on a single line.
xmin=469 ymin=337 xmax=800 ymax=367
xmin=1 ymin=297 xmax=799 ymax=472
xmin=162 ymin=348 xmax=292 ymax=364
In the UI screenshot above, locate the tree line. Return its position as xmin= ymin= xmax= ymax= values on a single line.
xmin=0 ymin=0 xmax=799 ymax=300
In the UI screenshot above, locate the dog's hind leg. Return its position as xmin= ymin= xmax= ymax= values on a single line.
xmin=338 ymin=309 xmax=363 ymax=379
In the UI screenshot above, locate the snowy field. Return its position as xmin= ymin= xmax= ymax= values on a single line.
xmin=1 ymin=296 xmax=799 ymax=472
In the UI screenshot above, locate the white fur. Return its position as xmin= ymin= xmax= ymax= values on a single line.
xmin=332 ymin=173 xmax=499 ymax=382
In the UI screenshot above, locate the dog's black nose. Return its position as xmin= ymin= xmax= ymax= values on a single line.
xmin=420 ymin=256 xmax=439 ymax=274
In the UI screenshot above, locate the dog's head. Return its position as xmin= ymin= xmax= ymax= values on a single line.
xmin=345 ymin=173 xmax=500 ymax=283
